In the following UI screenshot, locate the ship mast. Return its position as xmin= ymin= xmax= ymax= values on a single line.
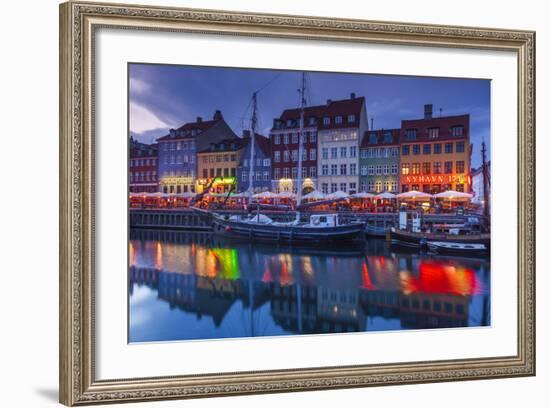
xmin=248 ymin=92 xmax=257 ymax=200
xmin=295 ymin=73 xmax=306 ymax=223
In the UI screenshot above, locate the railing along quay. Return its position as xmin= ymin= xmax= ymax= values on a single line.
xmin=129 ymin=208 xmax=473 ymax=234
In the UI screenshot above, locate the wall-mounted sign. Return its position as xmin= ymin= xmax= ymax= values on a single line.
xmin=403 ymin=174 xmax=467 ymax=184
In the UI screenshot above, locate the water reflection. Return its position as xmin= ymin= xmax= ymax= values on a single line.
xmin=129 ymin=229 xmax=490 ymax=343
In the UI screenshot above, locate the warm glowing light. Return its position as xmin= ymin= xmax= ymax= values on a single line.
xmin=155 ymin=241 xmax=163 ymax=270
xmin=361 ymin=261 xmax=374 ymax=290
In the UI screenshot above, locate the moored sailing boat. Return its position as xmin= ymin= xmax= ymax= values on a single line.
xmin=209 ymin=73 xmax=364 ymax=243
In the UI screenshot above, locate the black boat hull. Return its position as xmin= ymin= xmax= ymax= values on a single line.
xmin=211 ymin=216 xmax=364 ymax=243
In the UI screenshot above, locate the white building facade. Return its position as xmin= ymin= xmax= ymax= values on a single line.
xmin=317 ymin=95 xmax=368 ymax=195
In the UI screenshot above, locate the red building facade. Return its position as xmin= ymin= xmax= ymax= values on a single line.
xmin=129 ymin=138 xmax=159 ymax=193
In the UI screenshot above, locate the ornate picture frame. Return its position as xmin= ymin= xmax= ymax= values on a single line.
xmin=59 ymin=1 xmax=535 ymax=405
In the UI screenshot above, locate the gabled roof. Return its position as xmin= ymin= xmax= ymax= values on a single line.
xmin=251 ymin=133 xmax=270 ymax=157
xmin=360 ymin=129 xmax=400 ymax=148
xmin=197 ymin=138 xmax=248 ymax=154
xmin=276 ymin=96 xmax=365 ymax=130
xmin=156 ymin=119 xmax=220 ymax=142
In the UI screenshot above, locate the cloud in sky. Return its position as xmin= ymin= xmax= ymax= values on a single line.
xmin=130 ymin=101 xmax=172 ymax=134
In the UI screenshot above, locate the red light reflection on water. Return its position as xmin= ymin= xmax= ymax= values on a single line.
xmin=361 ymin=261 xmax=374 ymax=290
xmin=401 ymin=260 xmax=483 ymax=296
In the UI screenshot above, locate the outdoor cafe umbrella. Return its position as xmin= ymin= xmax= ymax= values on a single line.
xmin=253 ymin=191 xmax=278 ymax=199
xmin=303 ymin=190 xmax=326 ymax=201
xmin=351 ymin=191 xmax=376 ymax=199
xmin=433 ymin=190 xmax=473 ymax=200
xmin=326 ymin=190 xmax=349 ymax=200
xmin=396 ymin=190 xmax=432 ymax=200
xmin=375 ymin=192 xmax=396 ymax=200
xmin=277 ymin=191 xmax=297 ymax=199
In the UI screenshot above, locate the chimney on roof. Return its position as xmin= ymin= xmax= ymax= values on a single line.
xmin=350 ymin=92 xmax=356 ymax=99
xmin=196 ymin=116 xmax=202 ymax=123
xmin=326 ymin=99 xmax=332 ymax=106
xmin=242 ymin=130 xmax=251 ymax=139
xmin=424 ymin=104 xmax=433 ymax=119
xmin=213 ymin=110 xmax=223 ymax=120
xmin=169 ymin=129 xmax=176 ymax=137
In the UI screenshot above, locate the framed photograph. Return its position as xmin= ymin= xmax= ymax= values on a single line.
xmin=59 ymin=1 xmax=536 ymax=405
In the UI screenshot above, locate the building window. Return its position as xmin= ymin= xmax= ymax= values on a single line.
xmin=283 ymin=134 xmax=289 ymax=144
xmin=444 ymin=161 xmax=453 ymax=174
xmin=349 ymin=183 xmax=357 ymax=193
xmin=340 ymin=147 xmax=347 ymax=158
xmin=376 ymin=148 xmax=382 ymax=158
xmin=310 ymin=166 xmax=317 ymax=177
xmin=283 ymin=168 xmax=289 ymax=178
xmin=331 ymin=164 xmax=338 ymax=176
xmin=412 ymin=144 xmax=421 ymax=155
xmin=375 ymin=181 xmax=382 ymax=193
xmin=322 ymin=165 xmax=329 ymax=176
xmin=335 ymin=116 xmax=343 ymax=124
xmin=348 ymin=114 xmax=355 ymax=123
xmin=402 ymin=145 xmax=410 ymax=156
xmin=411 ymin=184 xmax=420 ymax=191
xmin=434 ymin=143 xmax=442 ymax=154
xmin=406 ymin=129 xmax=417 ymax=140
xmin=203 ymin=169 xmax=208 ymax=178
xmin=284 ymin=151 xmax=290 ymax=162
xmin=323 ymin=117 xmax=330 ymax=125
xmin=451 ymin=125 xmax=464 ymax=137
xmin=456 ymin=141 xmax=465 ymax=153
xmin=361 ymin=165 xmax=368 ymax=176
xmin=241 ymin=171 xmax=247 ymax=181
xmin=340 ymin=164 xmax=347 ymax=175
xmin=322 ymin=183 xmax=328 ymax=194
xmin=428 ymin=127 xmax=440 ymax=139
xmin=310 ymin=132 xmax=317 ymax=143
xmin=291 ymin=133 xmax=298 ymax=144
xmin=368 ymin=165 xmax=375 ymax=175
xmin=274 ymin=135 xmax=280 ymax=145
xmin=274 ymin=151 xmax=281 ymax=162
xmin=376 ymin=165 xmax=382 ymax=175
xmin=422 ymin=162 xmax=431 ymax=174
xmin=383 ymin=164 xmax=389 ymax=175
xmin=456 ymin=184 xmax=465 ymax=192
xmin=350 ymin=146 xmax=357 ymax=158
xmin=391 ymin=164 xmax=398 ymax=175
xmin=401 ymin=184 xmax=409 ymax=192
xmin=263 ymin=158 xmax=270 ymax=166
xmin=340 ymin=183 xmax=347 ymax=192
xmin=331 ymin=183 xmax=337 ymax=193
xmin=302 ymin=150 xmax=307 ymax=161
xmin=433 ymin=162 xmax=442 ymax=174
xmin=331 ymin=147 xmax=338 ymax=159
xmin=456 ymin=161 xmax=465 ymax=173
xmin=367 ymin=148 xmax=375 ymax=158
xmin=423 ymin=144 xmax=432 ymax=155
xmin=350 ymin=163 xmax=357 ymax=176
xmin=310 ymin=149 xmax=316 ymax=161
xmin=291 ymin=150 xmax=298 ymax=162
xmin=391 ymin=147 xmax=399 ymax=157
xmin=369 ymin=132 xmax=377 ymax=144
xmin=402 ymin=163 xmax=410 ymax=175
xmin=274 ymin=168 xmax=280 ymax=179
xmin=291 ymin=167 xmax=297 ymax=179
xmin=302 ymin=167 xmax=307 ymax=178
xmin=263 ymin=171 xmax=269 ymax=181
xmin=322 ymin=148 xmax=328 ymax=159
xmin=412 ymin=163 xmax=421 ymax=175
xmin=445 ymin=143 xmax=453 ymax=154
xmin=368 ymin=181 xmax=375 ymax=192
xmin=390 ymin=181 xmax=397 ymax=192
xmin=383 ymin=181 xmax=390 ymax=192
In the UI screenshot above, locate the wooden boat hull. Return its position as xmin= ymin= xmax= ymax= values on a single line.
xmin=211 ymin=215 xmax=364 ymax=243
xmin=427 ymin=242 xmax=488 ymax=256
xmin=390 ymin=229 xmax=491 ymax=248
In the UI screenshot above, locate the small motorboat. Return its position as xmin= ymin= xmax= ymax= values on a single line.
xmin=427 ymin=241 xmax=489 ymax=256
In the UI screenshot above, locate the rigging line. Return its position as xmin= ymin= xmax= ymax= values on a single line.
xmin=255 ymin=73 xmax=282 ymax=94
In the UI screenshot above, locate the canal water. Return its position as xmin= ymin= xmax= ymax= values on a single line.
xmin=129 ymin=229 xmax=491 ymax=343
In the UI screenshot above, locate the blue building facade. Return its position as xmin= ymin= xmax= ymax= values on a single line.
xmin=237 ymin=130 xmax=272 ymax=192
xmin=156 ymin=110 xmax=237 ymax=193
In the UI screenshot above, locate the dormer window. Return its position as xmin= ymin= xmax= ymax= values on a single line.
xmin=308 ymin=117 xmax=316 ymax=125
xmin=428 ymin=127 xmax=440 ymax=139
xmin=323 ymin=117 xmax=330 ymax=125
xmin=348 ymin=114 xmax=355 ymax=123
xmin=286 ymin=119 xmax=293 ymax=127
xmin=368 ymin=132 xmax=378 ymax=144
xmin=451 ymin=125 xmax=464 ymax=137
xmin=335 ymin=116 xmax=343 ymax=124
xmin=405 ymin=129 xmax=417 ymax=141
xmin=383 ymin=131 xmax=392 ymax=144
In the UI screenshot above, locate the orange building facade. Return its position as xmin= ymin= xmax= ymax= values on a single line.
xmin=399 ymin=106 xmax=471 ymax=194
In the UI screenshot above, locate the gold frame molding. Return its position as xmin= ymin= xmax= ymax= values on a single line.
xmin=59 ymin=1 xmax=536 ymax=405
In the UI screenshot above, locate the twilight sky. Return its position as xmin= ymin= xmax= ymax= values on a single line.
xmin=129 ymin=63 xmax=490 ymax=168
